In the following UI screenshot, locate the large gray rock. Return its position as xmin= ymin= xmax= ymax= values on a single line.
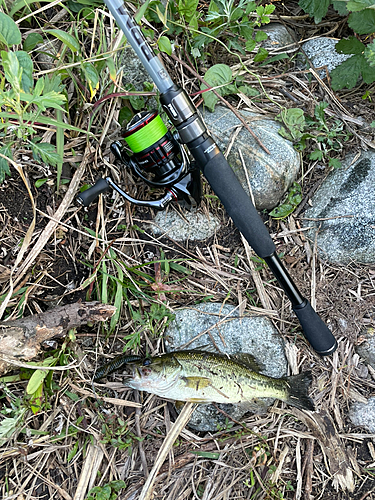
xmin=349 ymin=397 xmax=375 ymax=433
xmin=165 ymin=303 xmax=288 ymax=431
xmin=304 ymin=151 xmax=375 ymax=264
xmin=201 ymin=106 xmax=300 ymax=210
xmin=301 ymin=38 xmax=351 ymax=78
xmin=151 ymin=209 xmax=221 ymax=241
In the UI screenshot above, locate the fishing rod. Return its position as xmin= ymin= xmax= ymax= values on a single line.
xmin=78 ymin=0 xmax=337 ymax=356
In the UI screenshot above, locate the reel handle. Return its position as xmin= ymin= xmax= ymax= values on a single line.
xmin=77 ymin=178 xmax=110 ymax=207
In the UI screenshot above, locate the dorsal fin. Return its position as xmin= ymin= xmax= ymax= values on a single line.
xmin=230 ymin=353 xmax=264 ymax=372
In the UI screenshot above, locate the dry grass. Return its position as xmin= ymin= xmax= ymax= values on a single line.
xmin=1 ymin=1 xmax=375 ymax=499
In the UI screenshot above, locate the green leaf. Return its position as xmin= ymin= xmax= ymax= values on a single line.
xmin=158 ymin=36 xmax=172 ymax=55
xmin=245 ymin=39 xmax=256 ymax=52
xmin=190 ymin=450 xmax=221 ymax=459
xmin=35 ymin=178 xmax=48 ymax=187
xmin=276 ymin=108 xmax=306 ymax=142
xmin=119 ymin=106 xmax=133 ymax=126
xmin=30 ymin=141 xmax=62 ymax=166
xmin=134 ymin=0 xmax=151 ymax=23
xmin=15 ymin=51 xmax=34 ymax=93
xmin=259 ymin=53 xmax=289 ymax=66
xmin=81 ymin=62 xmax=99 ymax=98
xmin=23 ymin=33 xmax=44 ymax=52
xmin=0 ymin=12 xmax=21 ymax=47
xmin=26 ymin=369 xmax=48 ymax=395
xmin=178 ymin=0 xmax=199 ymax=22
xmin=201 ymin=63 xmax=232 ymax=112
xmin=298 ymin=0 xmax=330 ymax=23
xmin=365 ymin=40 xmax=375 ymax=67
xmin=1 ymin=51 xmax=22 ymax=93
xmin=23 ymin=91 xmax=66 ymax=112
xmin=332 ymin=1 xmax=349 ymax=15
xmin=330 ymin=54 xmax=362 ymax=90
xmin=347 ymin=0 xmax=375 ymax=11
xmin=328 ymin=157 xmax=342 ymax=168
xmin=46 ymin=29 xmax=81 ymax=53
xmin=34 ymin=77 xmax=45 ymax=97
xmin=0 ymin=144 xmax=13 ymax=184
xmin=10 ymin=0 xmax=54 ymax=16
xmin=0 ymin=111 xmax=89 ymax=134
xmin=108 ymin=481 xmax=126 ymax=492
xmin=348 ymin=9 xmax=375 ymax=34
xmin=360 ymin=53 xmax=375 ymax=83
xmin=255 ymin=30 xmax=268 ymax=42
xmin=335 ymin=36 xmax=364 ymax=55
xmin=254 ymin=47 xmax=268 ymax=62
xmin=309 ymin=149 xmax=324 ymax=161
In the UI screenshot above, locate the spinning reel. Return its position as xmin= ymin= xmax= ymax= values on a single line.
xmin=77 ymin=110 xmax=201 ymax=210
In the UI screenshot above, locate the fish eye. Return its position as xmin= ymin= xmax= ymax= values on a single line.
xmin=143 ymin=358 xmax=151 ymax=366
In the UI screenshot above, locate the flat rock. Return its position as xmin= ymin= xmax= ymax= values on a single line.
xmin=165 ymin=303 xmax=287 ymax=432
xmin=151 ymin=209 xmax=221 ymax=241
xmin=349 ymin=397 xmax=375 ymax=433
xmin=261 ymin=23 xmax=297 ymax=53
xmin=201 ymin=106 xmax=300 ymax=210
xmin=303 ymin=151 xmax=375 ymax=264
xmin=301 ymin=38 xmax=351 ymax=78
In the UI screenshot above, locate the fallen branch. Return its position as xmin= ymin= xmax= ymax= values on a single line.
xmin=0 ymin=302 xmax=116 ymax=375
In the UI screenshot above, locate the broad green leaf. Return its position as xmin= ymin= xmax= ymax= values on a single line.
xmin=27 ymin=369 xmax=48 ymax=395
xmin=105 ymin=56 xmax=117 ymax=81
xmin=22 ymin=91 xmax=66 ymax=112
xmin=254 ymin=47 xmax=268 ymax=62
xmin=30 ymin=141 xmax=62 ymax=166
xmin=330 ymin=54 xmax=362 ymax=90
xmin=276 ymin=108 xmax=306 ymax=142
xmin=255 ymin=30 xmax=268 ymax=42
xmin=1 ymin=51 xmax=21 ymax=93
xmin=245 ymin=39 xmax=256 ymax=52
xmin=309 ymin=149 xmax=324 ymax=161
xmin=118 ymin=106 xmax=133 ymax=125
xmin=365 ymin=40 xmax=375 ymax=67
xmin=178 ymin=0 xmax=199 ymax=22
xmin=0 ymin=144 xmax=13 ymax=184
xmin=348 ymin=9 xmax=375 ymax=34
xmin=46 ymin=29 xmax=81 ymax=53
xmin=15 ymin=51 xmax=33 ymax=92
xmin=23 ymin=33 xmax=44 ymax=52
xmin=29 ymin=382 xmax=43 ymax=414
xmin=245 ymin=2 xmax=257 ymax=14
xmin=0 ymin=12 xmax=21 ymax=47
xmin=298 ymin=0 xmax=330 ymax=23
xmin=134 ymin=0 xmax=151 ymax=23
xmin=201 ymin=63 xmax=232 ymax=112
xmin=81 ymin=62 xmax=99 ymax=99
xmin=158 ymin=36 xmax=172 ymax=55
xmin=10 ymin=0 xmax=53 ymax=16
xmin=360 ymin=53 xmax=375 ymax=83
xmin=347 ymin=0 xmax=375 ymax=11
xmin=109 ymin=481 xmax=126 ymax=492
xmin=332 ymin=1 xmax=349 ymax=15
xmin=335 ymin=36 xmax=364 ymax=55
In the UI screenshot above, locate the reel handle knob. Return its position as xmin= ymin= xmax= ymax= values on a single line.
xmin=77 ymin=178 xmax=110 ymax=207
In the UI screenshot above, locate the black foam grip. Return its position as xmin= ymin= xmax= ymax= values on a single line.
xmin=293 ymin=300 xmax=337 ymax=355
xmin=77 ymin=178 xmax=109 ymax=207
xmin=201 ymin=152 xmax=275 ymax=258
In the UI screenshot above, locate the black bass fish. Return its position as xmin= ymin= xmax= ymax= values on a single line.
xmin=122 ymin=350 xmax=315 ymax=411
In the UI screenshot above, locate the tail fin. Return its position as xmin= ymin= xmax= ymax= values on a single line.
xmin=285 ymin=371 xmax=315 ymax=411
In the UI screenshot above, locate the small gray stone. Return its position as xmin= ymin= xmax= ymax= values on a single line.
xmin=301 ymin=38 xmax=352 ymax=78
xmin=356 ymin=330 xmax=375 ymax=370
xmin=119 ymin=45 xmax=154 ymax=90
xmin=303 ymin=151 xmax=375 ymax=264
xmin=261 ymin=23 xmax=297 ymax=53
xmin=349 ymin=397 xmax=375 ymax=433
xmin=151 ymin=209 xmax=221 ymax=242
xmin=165 ymin=303 xmax=287 ymax=431
xmin=201 ymin=106 xmax=300 ymax=210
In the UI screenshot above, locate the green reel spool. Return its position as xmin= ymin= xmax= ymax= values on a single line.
xmin=124 ymin=112 xmax=168 ymax=153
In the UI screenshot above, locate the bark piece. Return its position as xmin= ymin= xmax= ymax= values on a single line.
xmin=0 ymin=302 xmax=116 ymax=375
